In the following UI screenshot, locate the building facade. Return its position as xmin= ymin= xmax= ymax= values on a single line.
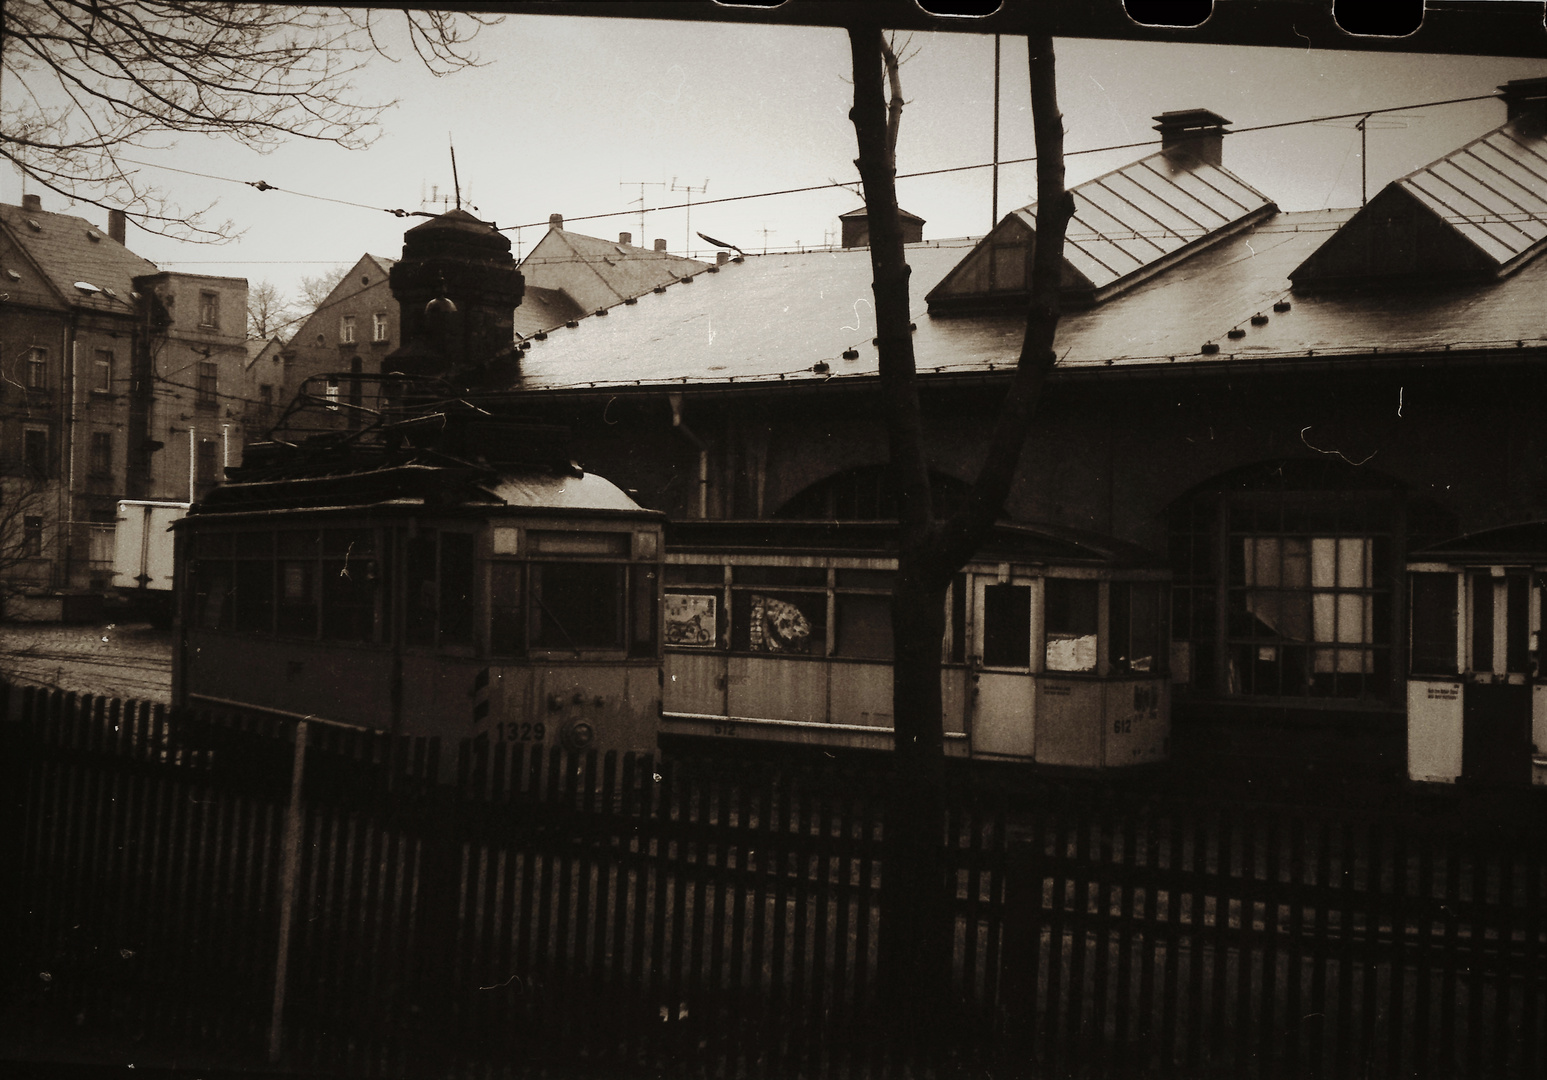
xmin=0 ymin=195 xmax=248 ymax=602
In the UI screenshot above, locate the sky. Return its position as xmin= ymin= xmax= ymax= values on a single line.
xmin=7 ymin=12 xmax=1545 ymax=329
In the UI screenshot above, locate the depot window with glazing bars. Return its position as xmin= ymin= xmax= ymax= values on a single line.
xmin=1171 ymin=493 xmax=1393 ymax=701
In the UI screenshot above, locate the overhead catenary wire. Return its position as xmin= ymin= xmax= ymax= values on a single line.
xmin=113 ymin=92 xmax=1508 ymax=235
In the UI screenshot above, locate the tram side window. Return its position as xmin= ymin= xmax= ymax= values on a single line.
xmin=234 ymin=531 xmax=274 ymax=632
xmin=405 ymin=529 xmax=475 ymax=648
xmin=489 ymin=562 xmax=524 ymax=657
xmin=193 ymin=533 xmax=235 ymax=630
xmin=1045 ymin=578 xmax=1098 ymax=672
xmin=276 ymin=531 xmax=318 ymax=637
xmin=530 ymin=562 xmax=626 ymax=649
xmin=440 ymin=533 xmax=475 ymax=647
xmin=664 ymin=564 xmax=724 ymax=648
xmin=982 ymin=583 xmax=1031 ymax=668
xmin=1110 ymin=582 xmax=1165 ymax=675
xmin=1409 ymin=573 xmax=1458 ymax=676
xmin=834 ymin=569 xmax=892 ymax=660
xmin=631 ymin=566 xmax=659 ymax=658
xmin=731 ymin=567 xmax=827 ymax=655
xmin=406 ymin=533 xmax=438 ymax=647
xmin=321 ymin=529 xmax=377 ymax=642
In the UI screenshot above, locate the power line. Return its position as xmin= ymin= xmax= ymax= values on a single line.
xmin=103 ymin=92 xmax=1509 ymax=237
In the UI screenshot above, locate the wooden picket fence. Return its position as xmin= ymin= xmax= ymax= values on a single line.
xmin=4 ymin=681 xmax=1546 ymax=1078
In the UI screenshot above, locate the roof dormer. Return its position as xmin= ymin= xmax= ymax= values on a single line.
xmin=1290 ymin=77 xmax=1547 ymax=292
xmin=926 ymin=108 xmax=1276 ymax=314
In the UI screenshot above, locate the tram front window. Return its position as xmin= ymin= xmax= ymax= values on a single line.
xmin=1045 ymin=578 xmax=1098 ymax=672
xmin=982 ymin=583 xmax=1030 ymax=668
xmin=530 ymin=562 xmax=625 ymax=649
xmin=1111 ymin=582 xmax=1165 ymax=675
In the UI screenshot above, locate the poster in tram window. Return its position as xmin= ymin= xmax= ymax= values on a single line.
xmin=749 ymin=593 xmax=813 ymax=653
xmin=665 ymin=592 xmax=718 ymax=647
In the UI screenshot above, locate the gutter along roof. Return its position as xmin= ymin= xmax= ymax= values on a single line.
xmin=510 ymin=210 xmax=1547 ymax=397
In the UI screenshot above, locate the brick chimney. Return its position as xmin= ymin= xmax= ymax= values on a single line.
xmin=1499 ymin=77 xmax=1547 ymax=122
xmin=22 ymin=193 xmax=41 ymax=212
xmin=1153 ymin=109 xmax=1231 ymax=167
xmin=108 ymin=209 xmax=127 ymax=244
xmin=548 ymin=213 xmax=563 ymax=230
xmin=654 ymin=239 xmax=667 ymax=252
xmin=619 ymin=231 xmax=632 ymax=245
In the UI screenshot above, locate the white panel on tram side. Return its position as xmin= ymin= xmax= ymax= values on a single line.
xmin=1034 ymin=678 xmax=1105 ymax=767
xmin=828 ymin=659 xmax=892 ymax=730
xmin=726 ymin=654 xmax=828 ymax=726
xmin=1407 ymin=679 xmax=1464 ymax=783
xmin=664 ymin=651 xmax=729 ymax=717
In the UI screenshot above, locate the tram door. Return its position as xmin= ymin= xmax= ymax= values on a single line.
xmin=1408 ymin=566 xmax=1536 ymax=784
xmin=1461 ymin=570 xmax=1534 ymax=784
xmin=971 ymin=573 xmax=1038 ymax=759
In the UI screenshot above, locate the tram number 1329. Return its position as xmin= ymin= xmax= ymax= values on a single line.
xmin=495 ymin=721 xmax=548 ymax=744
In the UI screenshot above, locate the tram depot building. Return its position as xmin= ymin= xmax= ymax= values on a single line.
xmin=401 ymin=80 xmax=1541 ymax=789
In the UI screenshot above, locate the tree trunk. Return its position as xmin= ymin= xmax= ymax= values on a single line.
xmin=847 ymin=24 xmax=1074 ymax=1067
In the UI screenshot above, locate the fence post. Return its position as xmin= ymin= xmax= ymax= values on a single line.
xmin=268 ymin=718 xmax=309 ymax=1064
xmin=999 ymin=836 xmax=1042 ymax=1068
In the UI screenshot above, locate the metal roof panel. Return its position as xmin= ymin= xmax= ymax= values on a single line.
xmin=514 ymin=208 xmax=1545 ymax=394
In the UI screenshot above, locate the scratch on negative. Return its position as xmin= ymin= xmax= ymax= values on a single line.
xmin=1301 ymin=426 xmax=1376 ymax=466
xmin=841 ymin=297 xmax=874 ymax=333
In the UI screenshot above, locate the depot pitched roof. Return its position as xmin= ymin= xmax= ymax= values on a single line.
xmin=512 ymin=209 xmax=1547 ymax=396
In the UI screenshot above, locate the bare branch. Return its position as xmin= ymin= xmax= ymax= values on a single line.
xmin=1 ymin=1 xmax=501 ymax=241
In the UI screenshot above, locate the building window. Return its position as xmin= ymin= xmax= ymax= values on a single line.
xmin=373 ymin=312 xmax=389 ymax=342
xmin=23 ymin=516 xmax=43 ymax=558
xmin=26 ymin=346 xmax=47 ymax=389
xmin=22 ymin=427 xmax=48 ymax=478
xmin=89 ymin=431 xmax=113 ymax=479
xmin=198 ymin=291 xmax=219 ymax=328
xmin=197 ymin=360 xmax=217 ymax=405
xmin=93 ymin=349 xmax=113 ymax=393
xmin=340 ymin=315 xmax=357 ymax=344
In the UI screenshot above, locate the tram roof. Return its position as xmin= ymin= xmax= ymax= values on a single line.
xmin=664 ymin=519 xmax=1165 ymax=569
xmin=189 ymin=462 xmax=654 ymax=519
xmin=1410 ymin=521 xmax=1547 ymax=563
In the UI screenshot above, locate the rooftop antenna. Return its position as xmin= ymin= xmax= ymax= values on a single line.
xmin=620 ymin=179 xmax=666 ymax=246
xmin=671 ymin=177 xmax=709 ymax=257
xmin=757 ymin=226 xmax=777 ymax=255
xmin=1314 ymin=113 xmax=1413 ymax=208
xmin=449 ymin=135 xmax=461 ymax=211
xmin=992 ymin=33 xmax=1001 ymax=229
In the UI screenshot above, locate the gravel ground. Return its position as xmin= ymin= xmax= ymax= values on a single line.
xmin=0 ymin=621 xmax=173 ymax=703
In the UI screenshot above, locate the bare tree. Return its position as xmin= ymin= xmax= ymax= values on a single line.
xmin=2 ymin=2 xmax=500 ymax=242
xmin=847 ymin=25 xmax=1075 ymax=1060
xmin=247 ymin=280 xmax=295 ymax=340
xmin=0 ymin=474 xmax=58 ymax=613
xmin=297 ymin=265 xmax=350 ymax=311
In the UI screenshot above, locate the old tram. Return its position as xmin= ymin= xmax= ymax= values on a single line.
xmin=1407 ymin=522 xmax=1547 ymax=787
xmin=660 ymin=518 xmax=1172 ymax=769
